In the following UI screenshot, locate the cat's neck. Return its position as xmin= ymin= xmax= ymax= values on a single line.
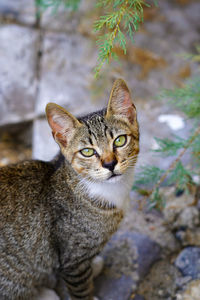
xmin=52 ymin=152 xmax=134 ymax=212
xmin=79 ymin=167 xmax=135 ymax=212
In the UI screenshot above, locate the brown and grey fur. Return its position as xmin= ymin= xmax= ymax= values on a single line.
xmin=0 ymin=79 xmax=139 ymax=300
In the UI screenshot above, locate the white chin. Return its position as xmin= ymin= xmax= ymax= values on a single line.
xmin=106 ymin=175 xmax=122 ymax=183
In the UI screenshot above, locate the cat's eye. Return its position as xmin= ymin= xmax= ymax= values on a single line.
xmin=80 ymin=148 xmax=95 ymax=157
xmin=114 ymin=135 xmax=127 ymax=148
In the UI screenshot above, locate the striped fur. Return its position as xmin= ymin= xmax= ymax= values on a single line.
xmin=0 ymin=79 xmax=139 ymax=300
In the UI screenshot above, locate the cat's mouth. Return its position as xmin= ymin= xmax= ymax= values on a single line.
xmin=107 ymin=173 xmax=122 ymax=181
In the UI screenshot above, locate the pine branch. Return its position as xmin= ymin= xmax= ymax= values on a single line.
xmin=153 ymin=136 xmax=186 ymax=156
xmin=160 ymin=76 xmax=200 ymax=119
xmin=35 ymin=0 xmax=80 ymax=12
xmin=148 ymin=126 xmax=200 ymax=199
xmin=94 ymin=0 xmax=152 ymax=76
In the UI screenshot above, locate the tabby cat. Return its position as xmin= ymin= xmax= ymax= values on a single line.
xmin=0 ymin=79 xmax=139 ymax=300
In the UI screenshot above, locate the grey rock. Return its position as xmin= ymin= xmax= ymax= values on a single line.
xmin=32 ymin=118 xmax=59 ymax=161
xmin=176 ymin=228 xmax=200 ymax=248
xmin=133 ymin=295 xmax=145 ymax=300
xmin=106 ymin=231 xmax=161 ymax=279
xmin=0 ymin=0 xmax=36 ymax=25
xmin=181 ymin=279 xmax=200 ymax=300
xmin=175 ymin=275 xmax=192 ymax=289
xmin=124 ymin=231 xmax=161 ymax=278
xmin=95 ymin=274 xmax=134 ymax=300
xmin=0 ymin=25 xmax=38 ymax=126
xmin=175 ymin=247 xmax=200 ymax=280
xmin=94 ymin=231 xmax=161 ymax=300
xmin=34 ymin=31 xmax=101 ymax=160
xmin=40 ymin=0 xmax=92 ymax=32
xmin=36 ymin=32 xmax=100 ymax=117
xmin=137 ymin=260 xmax=181 ymax=300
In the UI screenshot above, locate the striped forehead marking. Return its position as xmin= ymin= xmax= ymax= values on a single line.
xmin=85 ymin=115 xmax=109 ymax=141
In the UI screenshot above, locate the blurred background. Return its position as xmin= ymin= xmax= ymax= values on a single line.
xmin=0 ymin=1 xmax=200 ymax=299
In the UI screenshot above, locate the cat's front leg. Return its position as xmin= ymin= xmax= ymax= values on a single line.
xmin=61 ymin=262 xmax=95 ymax=300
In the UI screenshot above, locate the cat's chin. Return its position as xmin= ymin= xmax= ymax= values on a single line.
xmin=106 ymin=174 xmax=122 ymax=183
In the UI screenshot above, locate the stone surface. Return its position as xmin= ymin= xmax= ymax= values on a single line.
xmin=123 ymin=205 xmax=180 ymax=254
xmin=137 ymin=260 xmax=181 ymax=300
xmin=40 ymin=0 xmax=93 ymax=33
xmin=32 ymin=119 xmax=59 ymax=161
xmin=94 ymin=230 xmax=161 ymax=299
xmin=175 ymin=247 xmax=200 ymax=280
xmin=0 ymin=0 xmax=36 ymax=25
xmin=182 ymin=280 xmax=200 ymax=300
xmin=95 ymin=274 xmax=134 ymax=300
xmin=176 ymin=228 xmax=200 ymax=247
xmin=34 ymin=31 xmax=101 ymax=160
xmin=0 ymin=25 xmax=38 ymax=126
xmin=133 ymin=296 xmax=145 ymax=300
xmin=37 ymin=32 xmax=99 ymax=116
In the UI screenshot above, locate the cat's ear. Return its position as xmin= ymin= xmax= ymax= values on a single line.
xmin=46 ymin=103 xmax=81 ymax=147
xmin=106 ymin=79 xmax=136 ymax=124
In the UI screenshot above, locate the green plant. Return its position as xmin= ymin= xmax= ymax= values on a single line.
xmin=35 ymin=0 xmax=157 ymax=76
xmin=133 ymin=50 xmax=200 ymax=209
xmin=35 ymin=0 xmax=81 ymax=12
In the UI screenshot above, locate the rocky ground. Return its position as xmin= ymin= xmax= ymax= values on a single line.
xmin=0 ymin=0 xmax=200 ymax=299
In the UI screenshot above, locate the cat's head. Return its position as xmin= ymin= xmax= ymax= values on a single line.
xmin=46 ymin=79 xmax=139 ymax=183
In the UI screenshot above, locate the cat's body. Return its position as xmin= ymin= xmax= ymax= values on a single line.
xmin=0 ymin=79 xmax=139 ymax=300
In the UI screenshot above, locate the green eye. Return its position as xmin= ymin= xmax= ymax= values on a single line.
xmin=80 ymin=148 xmax=95 ymax=157
xmin=114 ymin=135 xmax=127 ymax=147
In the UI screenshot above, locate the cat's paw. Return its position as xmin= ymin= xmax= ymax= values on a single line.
xmin=92 ymin=255 xmax=104 ymax=278
xmin=93 ymin=297 xmax=99 ymax=300
xmin=34 ymin=288 xmax=60 ymax=300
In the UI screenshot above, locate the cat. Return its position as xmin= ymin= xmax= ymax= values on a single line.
xmin=0 ymin=79 xmax=139 ymax=300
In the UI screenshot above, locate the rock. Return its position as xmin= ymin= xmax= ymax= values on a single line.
xmin=36 ymin=32 xmax=99 ymax=116
xmin=34 ymin=31 xmax=101 ymax=160
xmin=175 ymin=207 xmax=200 ymax=229
xmin=95 ymin=274 xmax=134 ymax=300
xmin=175 ymin=247 xmax=200 ymax=280
xmin=32 ymin=119 xmax=59 ymax=161
xmin=176 ymin=228 xmax=200 ymax=247
xmin=162 ymin=187 xmax=198 ymax=231
xmin=0 ymin=25 xmax=38 ymax=127
xmin=40 ymin=0 xmax=92 ymax=33
xmin=0 ymin=0 xmax=36 ymax=25
xmin=182 ymin=279 xmax=200 ymax=300
xmin=137 ymin=260 xmax=181 ymax=300
xmin=128 ymin=232 xmax=161 ymax=278
xmin=105 ymin=231 xmax=161 ymax=279
xmin=133 ymin=295 xmax=145 ymax=300
xmin=94 ymin=230 xmax=161 ymax=299
xmin=123 ymin=207 xmax=180 ymax=254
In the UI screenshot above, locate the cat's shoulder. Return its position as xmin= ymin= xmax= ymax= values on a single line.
xmin=0 ymin=158 xmax=55 ymax=180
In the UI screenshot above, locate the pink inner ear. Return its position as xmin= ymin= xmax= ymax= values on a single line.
xmin=48 ymin=113 xmax=67 ymax=147
xmin=122 ymin=92 xmax=135 ymax=123
xmin=54 ymin=132 xmax=67 ymax=147
xmin=48 ymin=114 xmax=63 ymax=133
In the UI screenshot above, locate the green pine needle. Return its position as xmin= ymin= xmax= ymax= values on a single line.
xmin=94 ymin=0 xmax=154 ymax=76
xmin=35 ymin=0 xmax=80 ymax=12
xmin=149 ymin=188 xmax=165 ymax=210
xmin=153 ymin=136 xmax=186 ymax=157
xmin=160 ymin=76 xmax=200 ymax=119
xmin=167 ymin=161 xmax=193 ymax=191
xmin=133 ymin=165 xmax=164 ymax=190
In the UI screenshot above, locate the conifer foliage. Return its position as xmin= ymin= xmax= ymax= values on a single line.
xmin=133 ymin=51 xmax=200 ymax=210
xmin=35 ymin=0 xmax=156 ymax=76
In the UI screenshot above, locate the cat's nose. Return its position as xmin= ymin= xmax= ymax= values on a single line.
xmin=102 ymin=159 xmax=117 ymax=172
